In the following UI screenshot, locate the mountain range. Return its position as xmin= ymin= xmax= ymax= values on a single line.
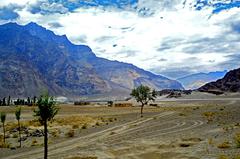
xmin=177 ymin=70 xmax=227 ymax=90
xmin=0 ymin=22 xmax=183 ymax=98
xmin=199 ymin=68 xmax=240 ymax=93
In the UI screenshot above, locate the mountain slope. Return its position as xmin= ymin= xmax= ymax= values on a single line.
xmin=177 ymin=71 xmax=227 ymax=90
xmin=0 ymin=22 xmax=183 ymax=98
xmin=198 ymin=68 xmax=240 ymax=93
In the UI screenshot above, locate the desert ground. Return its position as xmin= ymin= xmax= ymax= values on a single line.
xmin=0 ymin=93 xmax=240 ymax=159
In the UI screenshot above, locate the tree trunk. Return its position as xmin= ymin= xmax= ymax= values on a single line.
xmin=44 ymin=121 xmax=48 ymax=159
xmin=18 ymin=120 xmax=21 ymax=148
xmin=3 ymin=123 xmax=5 ymax=143
xmin=140 ymin=104 xmax=144 ymax=117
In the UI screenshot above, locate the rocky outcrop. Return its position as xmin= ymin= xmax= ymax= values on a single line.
xmin=198 ymin=68 xmax=240 ymax=93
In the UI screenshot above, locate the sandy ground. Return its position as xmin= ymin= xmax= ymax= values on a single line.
xmin=0 ymin=95 xmax=240 ymax=159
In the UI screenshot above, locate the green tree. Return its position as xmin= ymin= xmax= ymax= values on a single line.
xmin=2 ymin=97 xmax=6 ymax=106
xmin=34 ymin=93 xmax=59 ymax=159
xmin=131 ymin=85 xmax=157 ymax=117
xmin=15 ymin=107 xmax=22 ymax=148
xmin=7 ymin=96 xmax=11 ymax=106
xmin=0 ymin=112 xmax=6 ymax=143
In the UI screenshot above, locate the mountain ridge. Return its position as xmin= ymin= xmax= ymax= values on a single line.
xmin=0 ymin=22 xmax=183 ymax=98
xmin=198 ymin=68 xmax=240 ymax=93
xmin=177 ymin=70 xmax=227 ymax=90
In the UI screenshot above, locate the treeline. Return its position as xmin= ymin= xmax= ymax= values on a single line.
xmin=0 ymin=96 xmax=37 ymax=106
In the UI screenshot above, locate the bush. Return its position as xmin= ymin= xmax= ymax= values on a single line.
xmin=218 ymin=155 xmax=229 ymax=159
xmin=0 ymin=141 xmax=10 ymax=148
xmin=114 ymin=103 xmax=133 ymax=107
xmin=150 ymin=104 xmax=158 ymax=107
xmin=31 ymin=139 xmax=38 ymax=146
xmin=81 ymin=124 xmax=87 ymax=129
xmin=65 ymin=156 xmax=97 ymax=159
xmin=72 ymin=124 xmax=79 ymax=129
xmin=66 ymin=129 xmax=75 ymax=137
xmin=51 ymin=130 xmax=60 ymax=138
xmin=74 ymin=101 xmax=90 ymax=106
xmin=217 ymin=141 xmax=230 ymax=149
xmin=12 ymin=133 xmax=18 ymax=138
xmin=234 ymin=133 xmax=240 ymax=148
xmin=107 ymin=101 xmax=113 ymax=107
xmin=108 ymin=118 xmax=114 ymax=122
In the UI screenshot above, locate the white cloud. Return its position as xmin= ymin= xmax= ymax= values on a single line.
xmin=0 ymin=0 xmax=37 ymax=7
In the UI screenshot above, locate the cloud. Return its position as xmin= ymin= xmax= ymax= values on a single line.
xmin=231 ymin=20 xmax=240 ymax=34
xmin=194 ymin=0 xmax=240 ymax=14
xmin=0 ymin=4 xmax=21 ymax=20
xmin=28 ymin=1 xmax=69 ymax=15
xmin=48 ymin=22 xmax=63 ymax=28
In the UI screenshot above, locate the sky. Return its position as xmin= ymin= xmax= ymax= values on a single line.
xmin=0 ymin=0 xmax=240 ymax=79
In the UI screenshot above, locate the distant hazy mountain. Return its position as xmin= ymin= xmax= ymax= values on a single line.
xmin=177 ymin=71 xmax=227 ymax=90
xmin=199 ymin=68 xmax=240 ymax=92
xmin=0 ymin=22 xmax=183 ymax=98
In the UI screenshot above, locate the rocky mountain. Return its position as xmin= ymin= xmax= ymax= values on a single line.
xmin=198 ymin=68 xmax=240 ymax=93
xmin=177 ymin=70 xmax=227 ymax=90
xmin=0 ymin=22 xmax=183 ymax=98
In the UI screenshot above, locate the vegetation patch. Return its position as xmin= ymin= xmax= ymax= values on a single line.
xmin=54 ymin=116 xmax=96 ymax=127
xmin=217 ymin=141 xmax=231 ymax=149
xmin=65 ymin=156 xmax=97 ymax=159
xmin=234 ymin=132 xmax=240 ymax=148
xmin=66 ymin=129 xmax=75 ymax=138
xmin=114 ymin=103 xmax=133 ymax=107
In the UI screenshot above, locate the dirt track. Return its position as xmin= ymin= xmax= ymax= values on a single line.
xmin=1 ymin=98 xmax=240 ymax=159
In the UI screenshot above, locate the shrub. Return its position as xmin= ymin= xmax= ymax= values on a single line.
xmin=66 ymin=129 xmax=75 ymax=137
xmin=108 ymin=118 xmax=114 ymax=122
xmin=65 ymin=156 xmax=97 ymax=159
xmin=51 ymin=130 xmax=59 ymax=138
xmin=81 ymin=124 xmax=87 ymax=129
xmin=234 ymin=133 xmax=240 ymax=148
xmin=114 ymin=103 xmax=133 ymax=107
xmin=107 ymin=101 xmax=113 ymax=107
xmin=149 ymin=104 xmax=158 ymax=107
xmin=31 ymin=139 xmax=38 ymax=146
xmin=13 ymin=133 xmax=18 ymax=138
xmin=208 ymin=138 xmax=214 ymax=145
xmin=74 ymin=101 xmax=90 ymax=106
xmin=218 ymin=155 xmax=229 ymax=159
xmin=0 ymin=141 xmax=10 ymax=148
xmin=234 ymin=155 xmax=240 ymax=159
xmin=217 ymin=141 xmax=230 ymax=149
xmin=72 ymin=124 xmax=79 ymax=129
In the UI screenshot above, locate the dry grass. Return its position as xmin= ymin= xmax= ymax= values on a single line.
xmin=208 ymin=138 xmax=214 ymax=145
xmin=54 ymin=116 xmax=96 ymax=127
xmin=217 ymin=141 xmax=231 ymax=149
xmin=234 ymin=132 xmax=240 ymax=148
xmin=72 ymin=124 xmax=79 ymax=129
xmin=81 ymin=124 xmax=88 ymax=129
xmin=218 ymin=154 xmax=229 ymax=159
xmin=65 ymin=157 xmax=97 ymax=159
xmin=51 ymin=129 xmax=60 ymax=138
xmin=114 ymin=103 xmax=133 ymax=107
xmin=31 ymin=139 xmax=38 ymax=146
xmin=202 ymin=112 xmax=215 ymax=122
xmin=66 ymin=129 xmax=75 ymax=138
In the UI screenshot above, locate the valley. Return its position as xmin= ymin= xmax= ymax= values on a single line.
xmin=0 ymin=94 xmax=240 ymax=159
